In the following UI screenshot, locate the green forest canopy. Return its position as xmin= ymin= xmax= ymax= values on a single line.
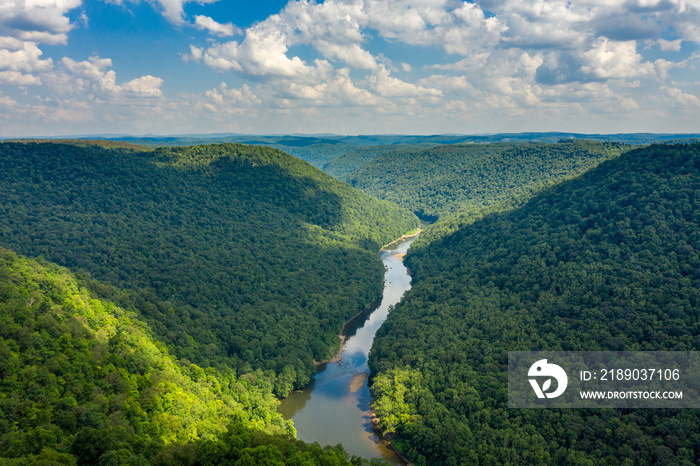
xmin=0 ymin=247 xmax=392 ymax=465
xmin=0 ymin=141 xmax=418 ymax=393
xmin=322 ymin=145 xmax=438 ymax=181
xmin=6 ymin=136 xmax=698 ymax=464
xmin=368 ymin=143 xmax=700 ymax=464
xmin=347 ymin=140 xmax=629 ymax=222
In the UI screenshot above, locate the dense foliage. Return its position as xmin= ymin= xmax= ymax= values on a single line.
xmin=0 ymin=248 xmax=393 ymax=465
xmin=348 ymin=141 xmax=628 ymax=222
xmin=322 ymin=145 xmax=436 ymax=181
xmin=0 ymin=141 xmax=418 ymax=392
xmin=0 ymin=247 xmax=285 ymax=463
xmin=369 ymin=143 xmax=700 ymax=464
xmin=268 ymin=138 xmax=357 ymax=169
xmin=190 ymin=422 xmax=391 ymax=466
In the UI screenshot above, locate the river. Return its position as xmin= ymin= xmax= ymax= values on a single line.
xmin=277 ymin=234 xmax=418 ymax=464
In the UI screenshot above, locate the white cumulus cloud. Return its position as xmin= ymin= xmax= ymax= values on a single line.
xmin=0 ymin=70 xmax=43 ymax=86
xmin=0 ymin=38 xmax=53 ymax=73
xmin=581 ymin=39 xmax=656 ymax=79
xmin=657 ymin=38 xmax=683 ymax=51
xmin=194 ymin=15 xmax=240 ymax=37
xmin=367 ymin=65 xmax=442 ymax=98
xmin=7 ymin=0 xmax=700 ymax=136
xmin=201 ymin=25 xmax=333 ymax=80
xmin=664 ymin=86 xmax=700 ymax=106
xmin=60 ymin=56 xmax=163 ymax=97
xmin=0 ymin=0 xmax=80 ymax=45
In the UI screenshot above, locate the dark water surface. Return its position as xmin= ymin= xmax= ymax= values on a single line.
xmin=277 ymin=235 xmax=417 ymax=464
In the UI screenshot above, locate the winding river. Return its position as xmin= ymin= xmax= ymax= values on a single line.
xmin=277 ymin=234 xmax=418 ymax=464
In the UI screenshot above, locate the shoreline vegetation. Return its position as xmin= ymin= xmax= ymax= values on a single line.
xmin=314 ymin=228 xmax=420 ymax=369
xmin=312 ymin=296 xmax=379 ymax=369
xmin=370 ymin=408 xmax=411 ymax=466
xmin=282 ymin=226 xmax=422 ymax=463
xmin=376 ymin=231 xmax=426 ymax=465
xmin=312 ymin=334 xmax=347 ymax=369
xmin=381 ymin=228 xmax=423 ymax=251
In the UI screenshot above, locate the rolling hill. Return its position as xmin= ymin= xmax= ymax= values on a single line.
xmin=369 ymin=143 xmax=700 ymax=464
xmin=0 ymin=141 xmax=418 ymax=394
xmin=87 ymin=133 xmax=699 ymax=178
xmin=347 ymin=140 xmax=629 ymax=221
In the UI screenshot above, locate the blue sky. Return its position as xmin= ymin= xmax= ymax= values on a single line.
xmin=0 ymin=0 xmax=699 ymax=137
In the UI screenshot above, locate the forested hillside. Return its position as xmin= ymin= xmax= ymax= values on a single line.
xmin=322 ymin=145 xmax=435 ymax=181
xmin=368 ymin=143 xmax=700 ymax=464
xmin=267 ymin=137 xmax=356 ymax=169
xmin=348 ymin=141 xmax=628 ymax=222
xmin=0 ymin=141 xmax=418 ymax=394
xmin=0 ymin=248 xmax=391 ymax=464
xmin=104 ymin=132 xmax=700 ymax=178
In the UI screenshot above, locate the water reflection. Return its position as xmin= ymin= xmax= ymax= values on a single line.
xmin=277 ymin=235 xmax=418 ymax=464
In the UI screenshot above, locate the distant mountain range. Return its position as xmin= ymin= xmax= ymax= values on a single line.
xmin=5 ymin=132 xmax=700 ymax=146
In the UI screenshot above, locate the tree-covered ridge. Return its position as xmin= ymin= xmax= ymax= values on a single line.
xmin=0 ymin=142 xmax=418 ymax=392
xmin=0 ymin=247 xmax=287 ymax=464
xmin=270 ymin=139 xmax=357 ymax=170
xmin=12 ymin=138 xmax=154 ymax=152
xmin=348 ymin=141 xmax=629 ymax=221
xmin=368 ymin=143 xmax=700 ymax=464
xmin=322 ymin=145 xmax=437 ymax=181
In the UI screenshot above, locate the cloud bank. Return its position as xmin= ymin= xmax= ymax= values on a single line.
xmin=1 ymin=0 xmax=699 ymax=136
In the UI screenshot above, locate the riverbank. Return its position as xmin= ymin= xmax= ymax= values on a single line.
xmin=279 ymin=233 xmax=419 ymax=464
xmin=381 ymin=228 xmax=422 ymax=250
xmin=370 ymin=408 xmax=412 ymax=465
xmin=313 ymin=295 xmax=383 ymax=368
xmin=312 ymin=334 xmax=347 ymax=368
xmin=315 ymin=228 xmax=421 ymax=369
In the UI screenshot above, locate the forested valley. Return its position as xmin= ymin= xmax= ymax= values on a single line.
xmin=346 ymin=141 xmax=628 ymax=228
xmin=368 ymin=143 xmax=700 ymax=464
xmin=3 ymin=137 xmax=700 ymax=465
xmin=0 ymin=140 xmax=417 ymax=464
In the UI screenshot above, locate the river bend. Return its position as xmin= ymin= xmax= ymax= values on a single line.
xmin=277 ymin=235 xmax=418 ymax=464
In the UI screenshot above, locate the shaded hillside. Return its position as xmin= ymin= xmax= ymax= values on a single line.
xmin=369 ymin=143 xmax=700 ymax=464
xmin=108 ymin=135 xmax=357 ymax=170
xmin=268 ymin=137 xmax=356 ymax=169
xmin=348 ymin=141 xmax=628 ymax=222
xmin=323 ymin=145 xmax=436 ymax=181
xmin=0 ymin=141 xmax=418 ymax=391
xmin=0 ymin=248 xmax=282 ymax=463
